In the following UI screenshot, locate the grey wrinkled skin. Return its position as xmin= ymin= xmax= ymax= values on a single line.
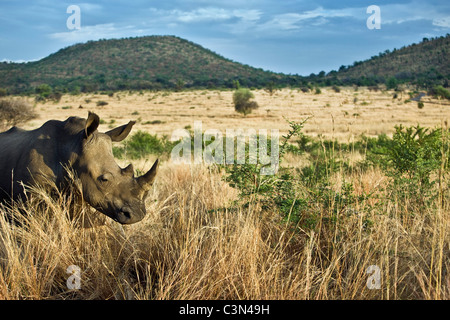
xmin=0 ymin=112 xmax=158 ymax=224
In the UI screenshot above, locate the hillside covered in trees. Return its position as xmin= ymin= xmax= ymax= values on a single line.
xmin=0 ymin=36 xmax=290 ymax=94
xmin=325 ymin=34 xmax=449 ymax=88
xmin=0 ymin=34 xmax=448 ymax=95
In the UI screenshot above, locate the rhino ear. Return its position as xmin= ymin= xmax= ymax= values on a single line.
xmin=85 ymin=112 xmax=100 ymax=139
xmin=105 ymin=121 xmax=136 ymax=142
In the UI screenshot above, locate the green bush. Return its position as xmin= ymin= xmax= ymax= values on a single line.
xmin=233 ymin=88 xmax=259 ymax=116
xmin=96 ymin=100 xmax=108 ymax=106
xmin=431 ymin=85 xmax=450 ymax=100
xmin=35 ymin=84 xmax=52 ymax=98
xmin=392 ymin=126 xmax=446 ymax=177
xmin=375 ymin=125 xmax=449 ymax=211
xmin=113 ymin=131 xmax=175 ymax=159
xmin=386 ymin=76 xmax=398 ymax=90
xmin=224 ymin=118 xmax=308 ymax=223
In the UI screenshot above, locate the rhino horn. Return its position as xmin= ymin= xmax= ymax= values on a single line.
xmin=137 ymin=159 xmax=159 ymax=191
xmin=122 ymin=163 xmax=134 ymax=177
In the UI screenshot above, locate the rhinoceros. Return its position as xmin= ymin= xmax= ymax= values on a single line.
xmin=0 ymin=112 xmax=158 ymax=224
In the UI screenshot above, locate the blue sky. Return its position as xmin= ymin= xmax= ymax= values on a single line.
xmin=0 ymin=0 xmax=449 ymax=75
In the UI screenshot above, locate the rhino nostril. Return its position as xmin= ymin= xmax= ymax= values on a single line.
xmin=115 ymin=206 xmax=144 ymax=224
xmin=120 ymin=207 xmax=132 ymax=219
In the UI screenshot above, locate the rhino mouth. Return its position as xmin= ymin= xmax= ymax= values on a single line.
xmin=96 ymin=204 xmax=146 ymax=225
xmin=115 ymin=206 xmax=139 ymax=224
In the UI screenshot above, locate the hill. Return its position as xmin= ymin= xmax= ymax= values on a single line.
xmin=328 ymin=34 xmax=450 ymax=88
xmin=0 ymin=36 xmax=296 ymax=94
xmin=0 ymin=34 xmax=448 ymax=95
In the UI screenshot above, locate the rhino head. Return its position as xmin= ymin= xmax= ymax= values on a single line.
xmin=74 ymin=112 xmax=158 ymax=224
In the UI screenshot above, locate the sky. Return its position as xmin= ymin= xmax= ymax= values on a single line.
xmin=0 ymin=0 xmax=449 ymax=75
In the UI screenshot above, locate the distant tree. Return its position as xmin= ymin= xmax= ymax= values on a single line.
xmin=0 ymin=98 xmax=37 ymax=130
xmin=431 ymin=85 xmax=450 ymax=100
xmin=386 ymin=76 xmax=398 ymax=90
xmin=35 ymin=84 xmax=52 ymax=99
xmin=233 ymin=88 xmax=259 ymax=116
xmin=70 ymin=86 xmax=81 ymax=95
xmin=265 ymin=81 xmax=278 ymax=96
xmin=175 ymin=79 xmax=185 ymax=92
xmin=331 ymin=85 xmax=340 ymax=93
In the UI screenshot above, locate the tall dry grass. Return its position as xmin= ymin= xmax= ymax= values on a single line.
xmin=0 ymin=160 xmax=448 ymax=300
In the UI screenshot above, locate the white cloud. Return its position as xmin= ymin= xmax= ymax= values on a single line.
xmin=231 ymin=9 xmax=262 ymax=22
xmin=1 ymin=58 xmax=41 ymax=63
xmin=149 ymin=7 xmax=262 ymax=23
xmin=380 ymin=1 xmax=450 ymax=26
xmin=264 ymin=13 xmax=304 ymax=31
xmin=255 ymin=7 xmax=360 ymax=32
xmin=174 ymin=8 xmax=232 ymax=22
xmin=433 ymin=17 xmax=450 ymax=28
xmin=78 ymin=3 xmax=102 ymax=12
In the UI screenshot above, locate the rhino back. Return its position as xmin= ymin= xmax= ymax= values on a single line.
xmin=0 ymin=119 xmax=82 ymax=201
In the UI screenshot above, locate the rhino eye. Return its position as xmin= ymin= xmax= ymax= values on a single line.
xmin=98 ymin=173 xmax=113 ymax=182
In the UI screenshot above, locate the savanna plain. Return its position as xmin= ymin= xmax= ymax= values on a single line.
xmin=0 ymin=87 xmax=449 ymax=300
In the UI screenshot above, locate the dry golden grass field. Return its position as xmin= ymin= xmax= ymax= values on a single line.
xmin=24 ymin=87 xmax=449 ymax=141
xmin=0 ymin=87 xmax=449 ymax=301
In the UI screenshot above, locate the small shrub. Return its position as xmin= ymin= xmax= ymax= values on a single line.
xmin=113 ymin=131 xmax=176 ymax=159
xmin=142 ymin=120 xmax=164 ymax=125
xmin=300 ymin=86 xmax=309 ymax=93
xmin=0 ymin=98 xmax=37 ymax=130
xmin=233 ymin=88 xmax=259 ymax=116
xmin=386 ymin=76 xmax=398 ymax=90
xmin=430 ymin=85 xmax=450 ymax=100
xmin=96 ymin=100 xmax=108 ymax=107
xmin=35 ymin=84 xmax=52 ymax=99
xmin=418 ymin=101 xmax=424 ymax=109
xmin=224 ymin=118 xmax=309 ymax=223
xmin=265 ymin=81 xmax=278 ymax=96
xmin=371 ymin=125 xmax=449 ymax=211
